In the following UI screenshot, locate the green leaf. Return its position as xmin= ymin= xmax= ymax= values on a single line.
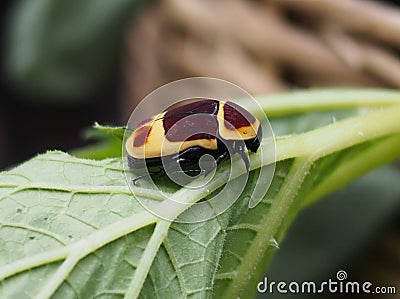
xmin=90 ymin=123 xmax=126 ymax=141
xmin=6 ymin=0 xmax=147 ymax=101
xmin=0 ymin=89 xmax=400 ymax=298
xmin=72 ymin=123 xmax=125 ymax=160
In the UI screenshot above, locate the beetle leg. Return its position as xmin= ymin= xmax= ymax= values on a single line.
xmin=215 ymin=151 xmax=228 ymax=166
xmin=132 ymin=174 xmax=149 ymax=185
xmin=200 ymin=151 xmax=228 ymax=176
xmin=177 ymin=157 xmax=193 ymax=165
xmin=238 ymin=149 xmax=250 ymax=172
xmin=234 ymin=142 xmax=250 ymax=173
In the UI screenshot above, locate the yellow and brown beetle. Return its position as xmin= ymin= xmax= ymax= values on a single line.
xmin=125 ymin=100 xmax=262 ymax=181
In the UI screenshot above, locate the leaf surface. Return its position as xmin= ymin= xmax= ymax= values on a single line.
xmin=0 ymin=89 xmax=399 ymax=298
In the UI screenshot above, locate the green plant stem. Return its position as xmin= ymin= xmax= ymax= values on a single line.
xmin=255 ymin=88 xmax=400 ymax=117
xmin=305 ymin=134 xmax=400 ymax=204
xmin=268 ymin=105 xmax=400 ymax=161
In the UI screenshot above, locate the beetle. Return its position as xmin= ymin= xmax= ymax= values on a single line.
xmin=125 ymin=99 xmax=262 ymax=182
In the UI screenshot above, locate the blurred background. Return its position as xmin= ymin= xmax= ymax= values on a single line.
xmin=2 ymin=0 xmax=400 ymax=170
xmin=1 ymin=0 xmax=399 ymax=298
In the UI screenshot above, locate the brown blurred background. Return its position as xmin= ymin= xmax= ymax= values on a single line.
xmin=124 ymin=0 xmax=400 ymax=115
xmin=0 ymin=1 xmax=399 ymax=298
